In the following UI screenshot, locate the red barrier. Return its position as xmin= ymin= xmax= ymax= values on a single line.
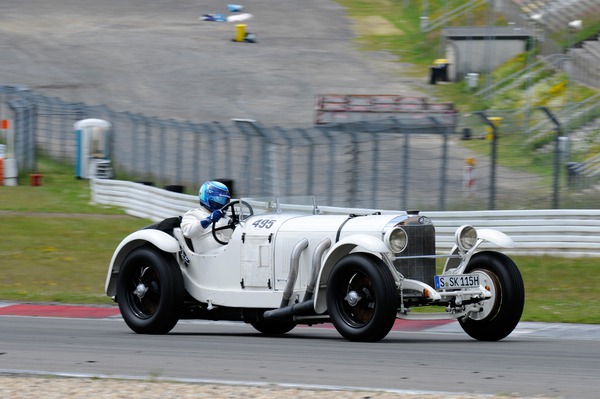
xmin=30 ymin=173 xmax=43 ymax=186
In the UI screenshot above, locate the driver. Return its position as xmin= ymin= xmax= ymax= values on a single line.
xmin=181 ymin=181 xmax=232 ymax=253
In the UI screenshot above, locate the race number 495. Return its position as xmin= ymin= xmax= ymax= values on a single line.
xmin=252 ymin=219 xmax=276 ymax=229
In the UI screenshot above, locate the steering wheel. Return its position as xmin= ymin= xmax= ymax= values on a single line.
xmin=212 ymin=199 xmax=254 ymax=245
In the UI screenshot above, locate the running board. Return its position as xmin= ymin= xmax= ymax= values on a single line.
xmin=397 ymin=312 xmax=467 ymax=321
xmin=293 ymin=315 xmax=330 ymax=325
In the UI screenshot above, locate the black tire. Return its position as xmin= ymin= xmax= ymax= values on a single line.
xmin=326 ymin=253 xmax=398 ymax=342
xmin=251 ymin=319 xmax=296 ymax=335
xmin=458 ymin=251 xmax=524 ymax=341
xmin=116 ymin=246 xmax=184 ymax=334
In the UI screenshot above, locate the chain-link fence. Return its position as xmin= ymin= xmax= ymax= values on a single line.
xmin=1 ymin=85 xmax=599 ymax=211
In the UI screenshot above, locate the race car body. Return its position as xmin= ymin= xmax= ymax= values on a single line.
xmin=106 ymin=197 xmax=524 ymax=342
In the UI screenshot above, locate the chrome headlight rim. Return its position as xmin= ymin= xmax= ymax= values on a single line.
xmin=384 ymin=227 xmax=408 ymax=253
xmin=455 ymin=225 xmax=478 ymax=252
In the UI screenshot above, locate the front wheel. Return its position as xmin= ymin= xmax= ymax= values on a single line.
xmin=459 ymin=251 xmax=524 ymax=341
xmin=116 ymin=246 xmax=184 ymax=334
xmin=326 ymin=253 xmax=398 ymax=342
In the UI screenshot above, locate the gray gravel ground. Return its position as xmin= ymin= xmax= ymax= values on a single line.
xmin=0 ymin=376 xmax=555 ymax=399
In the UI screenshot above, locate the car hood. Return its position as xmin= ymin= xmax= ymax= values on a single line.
xmin=276 ymin=213 xmax=407 ymax=235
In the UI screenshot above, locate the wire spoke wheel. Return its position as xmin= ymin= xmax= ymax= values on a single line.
xmin=326 ymin=254 xmax=397 ymax=342
xmin=117 ymin=247 xmax=184 ymax=334
xmin=128 ymin=266 xmax=161 ymax=319
xmin=341 ymin=272 xmax=375 ymax=327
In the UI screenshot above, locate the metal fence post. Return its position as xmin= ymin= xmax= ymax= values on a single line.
xmin=234 ymin=119 xmax=275 ymax=197
xmin=435 ymin=117 xmax=451 ymax=211
xmin=540 ymin=106 xmax=562 ymax=209
xmin=401 ymin=121 xmax=410 ymax=210
xmin=315 ymin=126 xmax=336 ymax=206
xmin=341 ymin=122 xmax=359 ymax=208
xmin=477 ymin=111 xmax=497 ymax=210
xmin=143 ymin=118 xmax=153 ymax=183
xmin=8 ymin=98 xmax=37 ymax=172
xmin=190 ymin=122 xmax=202 ymax=187
xmin=296 ymin=127 xmax=315 ymax=198
xmin=203 ymin=122 xmax=219 ymax=182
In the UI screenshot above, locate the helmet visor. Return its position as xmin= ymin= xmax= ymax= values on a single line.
xmin=212 ymin=193 xmax=229 ymax=206
xmin=208 ymin=191 xmax=230 ymax=210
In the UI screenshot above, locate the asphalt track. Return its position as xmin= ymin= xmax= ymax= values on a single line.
xmin=3 ymin=302 xmax=600 ymax=340
xmin=2 ymin=302 xmax=600 ymax=398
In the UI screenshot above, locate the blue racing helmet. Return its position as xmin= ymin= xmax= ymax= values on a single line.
xmin=199 ymin=181 xmax=230 ymax=211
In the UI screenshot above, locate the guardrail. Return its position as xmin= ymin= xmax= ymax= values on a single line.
xmin=90 ymin=179 xmax=198 ymax=221
xmin=90 ymin=178 xmax=600 ymax=257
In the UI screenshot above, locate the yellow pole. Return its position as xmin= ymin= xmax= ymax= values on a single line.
xmin=485 ymin=117 xmax=502 ymax=140
xmin=235 ymin=24 xmax=246 ymax=42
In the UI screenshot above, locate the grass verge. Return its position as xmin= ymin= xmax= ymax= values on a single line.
xmin=0 ymin=157 xmax=150 ymax=304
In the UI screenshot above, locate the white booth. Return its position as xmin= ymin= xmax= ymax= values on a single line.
xmin=1 ymin=143 xmax=18 ymax=186
xmin=74 ymin=118 xmax=113 ymax=179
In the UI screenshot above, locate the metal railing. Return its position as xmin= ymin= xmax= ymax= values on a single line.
xmin=476 ymin=55 xmax=566 ymax=98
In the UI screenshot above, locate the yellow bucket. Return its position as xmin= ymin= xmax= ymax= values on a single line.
xmin=234 ymin=24 xmax=246 ymax=42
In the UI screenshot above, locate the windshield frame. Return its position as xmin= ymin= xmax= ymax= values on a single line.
xmin=242 ymin=196 xmax=319 ymax=215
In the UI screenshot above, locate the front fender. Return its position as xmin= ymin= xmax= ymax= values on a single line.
xmin=477 ymin=228 xmax=515 ymax=248
xmin=313 ymin=234 xmax=389 ymax=314
xmin=104 ymin=229 xmax=180 ymax=296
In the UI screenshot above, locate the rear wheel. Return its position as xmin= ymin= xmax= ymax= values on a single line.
xmin=458 ymin=251 xmax=524 ymax=341
xmin=117 ymin=246 xmax=184 ymax=334
xmin=326 ymin=254 xmax=398 ymax=342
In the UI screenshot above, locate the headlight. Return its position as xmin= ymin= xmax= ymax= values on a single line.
xmin=384 ymin=227 xmax=408 ymax=253
xmin=455 ymin=225 xmax=478 ymax=251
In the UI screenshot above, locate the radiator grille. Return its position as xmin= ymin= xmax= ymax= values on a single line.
xmin=392 ymin=216 xmax=436 ymax=287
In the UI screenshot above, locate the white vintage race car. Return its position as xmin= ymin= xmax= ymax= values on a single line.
xmin=105 ymin=197 xmax=524 ymax=342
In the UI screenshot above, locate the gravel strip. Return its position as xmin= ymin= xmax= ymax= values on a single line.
xmin=0 ymin=376 xmax=555 ymax=399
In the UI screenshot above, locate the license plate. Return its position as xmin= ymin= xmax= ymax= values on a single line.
xmin=434 ymin=274 xmax=480 ymax=289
